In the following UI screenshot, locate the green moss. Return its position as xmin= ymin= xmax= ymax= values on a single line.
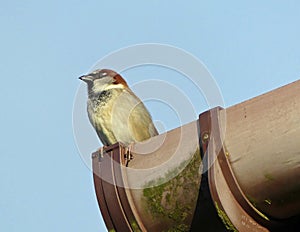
xmin=246 ymin=195 xmax=270 ymax=220
xmin=166 ymin=192 xmax=171 ymax=203
xmin=246 ymin=194 xmax=258 ymax=208
xmin=264 ymin=198 xmax=272 ymax=205
xmin=130 ymin=220 xmax=142 ymax=232
xmin=264 ymin=173 xmax=275 ymax=181
xmin=143 ymin=149 xmax=201 ymax=232
xmin=214 ymin=202 xmax=237 ymax=232
xmin=108 ymin=229 xmax=116 ymax=232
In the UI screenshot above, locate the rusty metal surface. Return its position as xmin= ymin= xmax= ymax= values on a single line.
xmin=112 ymin=146 xmax=143 ymax=231
xmin=200 ymin=107 xmax=269 ymax=232
xmin=92 ymin=79 xmax=300 ymax=231
xmin=92 ymin=143 xmax=144 ymax=232
xmin=222 ymin=80 xmax=300 ymax=219
xmin=93 ymin=147 xmax=121 ymax=231
xmin=199 ymin=107 xmax=299 ymax=231
xmin=92 ymin=152 xmax=115 ymax=231
xmin=92 ymin=121 xmax=202 ymax=232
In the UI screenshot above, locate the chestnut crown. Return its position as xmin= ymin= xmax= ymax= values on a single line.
xmin=79 ymin=69 xmax=129 ymax=94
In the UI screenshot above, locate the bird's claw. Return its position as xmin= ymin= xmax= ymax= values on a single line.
xmin=96 ymin=146 xmax=107 ymax=162
xmin=124 ymin=143 xmax=134 ymax=167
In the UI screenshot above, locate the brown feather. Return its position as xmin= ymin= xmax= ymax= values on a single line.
xmin=113 ymin=74 xmax=128 ymax=88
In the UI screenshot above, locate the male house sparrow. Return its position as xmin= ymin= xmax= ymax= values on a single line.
xmin=79 ymin=69 xmax=158 ymax=146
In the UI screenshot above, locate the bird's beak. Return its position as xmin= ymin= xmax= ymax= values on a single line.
xmin=79 ymin=75 xmax=93 ymax=82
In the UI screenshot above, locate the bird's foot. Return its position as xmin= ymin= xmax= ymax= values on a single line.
xmin=96 ymin=146 xmax=108 ymax=161
xmin=124 ymin=143 xmax=134 ymax=167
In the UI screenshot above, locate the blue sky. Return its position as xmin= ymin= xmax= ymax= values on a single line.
xmin=1 ymin=1 xmax=299 ymax=231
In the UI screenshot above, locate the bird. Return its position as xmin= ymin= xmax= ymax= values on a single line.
xmin=79 ymin=69 xmax=158 ymax=147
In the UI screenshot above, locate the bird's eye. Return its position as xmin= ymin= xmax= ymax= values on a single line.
xmin=101 ymin=72 xmax=107 ymax=77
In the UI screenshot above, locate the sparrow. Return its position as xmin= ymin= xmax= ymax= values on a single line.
xmin=79 ymin=69 xmax=158 ymax=147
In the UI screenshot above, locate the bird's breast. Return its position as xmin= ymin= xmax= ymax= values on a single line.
xmin=87 ymin=88 xmax=157 ymax=146
xmin=92 ymin=90 xmax=112 ymax=108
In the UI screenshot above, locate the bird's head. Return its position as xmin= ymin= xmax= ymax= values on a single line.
xmin=79 ymin=69 xmax=128 ymax=95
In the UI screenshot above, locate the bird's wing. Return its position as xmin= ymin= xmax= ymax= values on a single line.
xmin=129 ymin=100 xmax=159 ymax=142
xmin=110 ymin=89 xmax=158 ymax=144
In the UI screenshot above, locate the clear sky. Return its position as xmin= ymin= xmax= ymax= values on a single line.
xmin=1 ymin=1 xmax=299 ymax=232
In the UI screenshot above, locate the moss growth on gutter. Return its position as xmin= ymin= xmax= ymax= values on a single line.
xmin=246 ymin=194 xmax=270 ymax=221
xmin=143 ymin=149 xmax=201 ymax=232
xmin=246 ymin=194 xmax=258 ymax=208
xmin=130 ymin=220 xmax=142 ymax=232
xmin=214 ymin=202 xmax=237 ymax=232
xmin=264 ymin=173 xmax=275 ymax=181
